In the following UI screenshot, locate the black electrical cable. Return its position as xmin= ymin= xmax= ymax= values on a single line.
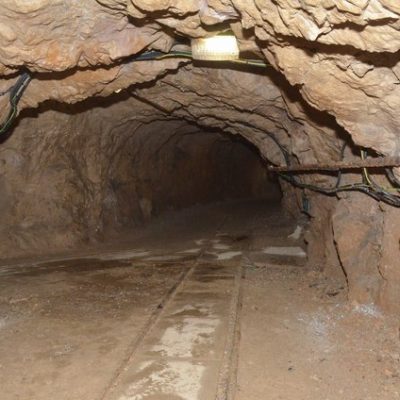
xmin=132 ymin=50 xmax=193 ymax=61
xmin=385 ymin=167 xmax=400 ymax=187
xmin=335 ymin=143 xmax=347 ymax=188
xmin=266 ymin=132 xmax=348 ymax=193
xmin=0 ymin=52 xmax=189 ymax=138
xmin=0 ymin=50 xmax=268 ymax=140
xmin=360 ymin=150 xmax=400 ymax=206
xmin=266 ymin=132 xmax=400 ymax=207
xmin=0 ymin=71 xmax=32 ymax=136
xmin=131 ymin=49 xmax=270 ymax=67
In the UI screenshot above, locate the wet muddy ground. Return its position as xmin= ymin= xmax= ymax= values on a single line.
xmin=0 ymin=200 xmax=399 ymax=399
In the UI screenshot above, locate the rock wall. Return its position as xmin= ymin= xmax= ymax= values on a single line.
xmin=0 ymin=96 xmax=277 ymax=259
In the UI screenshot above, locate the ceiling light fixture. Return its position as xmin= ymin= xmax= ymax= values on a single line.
xmin=191 ymin=35 xmax=240 ymax=61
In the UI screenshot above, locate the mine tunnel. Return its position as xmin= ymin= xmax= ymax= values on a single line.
xmin=0 ymin=2 xmax=400 ymax=400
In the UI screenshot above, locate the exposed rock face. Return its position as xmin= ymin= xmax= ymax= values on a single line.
xmin=0 ymin=1 xmax=400 ymax=312
xmin=333 ymin=195 xmax=384 ymax=306
xmin=379 ymin=205 xmax=400 ymax=313
xmin=0 ymin=96 xmax=277 ymax=258
xmin=0 ymin=0 xmax=173 ymax=74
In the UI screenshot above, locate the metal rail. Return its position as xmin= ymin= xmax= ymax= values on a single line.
xmin=268 ymin=157 xmax=400 ymax=172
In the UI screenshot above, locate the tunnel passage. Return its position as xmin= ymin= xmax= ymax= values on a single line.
xmin=105 ymin=120 xmax=281 ymax=225
xmin=1 ymin=3 xmax=400 ymax=398
xmin=0 ymin=98 xmax=281 ymax=259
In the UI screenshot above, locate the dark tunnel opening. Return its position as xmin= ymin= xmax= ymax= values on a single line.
xmin=0 ymin=98 xmax=283 ymax=261
xmin=103 ymin=119 xmax=282 ymax=229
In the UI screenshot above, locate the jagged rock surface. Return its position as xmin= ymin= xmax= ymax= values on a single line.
xmin=0 ymin=95 xmax=276 ymax=258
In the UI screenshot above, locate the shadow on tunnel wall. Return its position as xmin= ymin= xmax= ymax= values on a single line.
xmin=103 ymin=120 xmax=281 ymax=228
xmin=0 ymin=97 xmax=281 ymax=260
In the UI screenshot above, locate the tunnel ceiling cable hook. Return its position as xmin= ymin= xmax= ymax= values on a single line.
xmin=0 ymin=71 xmax=32 ymax=136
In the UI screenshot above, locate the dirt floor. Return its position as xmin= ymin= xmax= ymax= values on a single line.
xmin=0 ymin=200 xmax=399 ymax=400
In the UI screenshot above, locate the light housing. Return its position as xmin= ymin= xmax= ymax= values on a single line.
xmin=191 ymin=35 xmax=240 ymax=61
